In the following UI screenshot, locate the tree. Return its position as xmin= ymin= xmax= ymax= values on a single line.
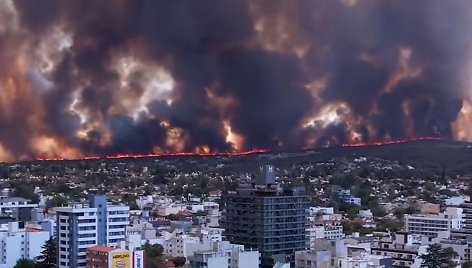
xmin=375 ymin=219 xmax=402 ymax=232
xmin=13 ymin=259 xmax=36 ymax=268
xmin=36 ymin=237 xmax=57 ymax=268
xmin=393 ymin=206 xmax=416 ymax=220
xmin=371 ymin=206 xmax=387 ymax=217
xmin=167 ymin=213 xmax=181 ymax=221
xmin=12 ymin=183 xmax=39 ymax=204
xmin=462 ymin=261 xmax=472 ymax=268
xmin=45 ymin=196 xmax=68 ymax=210
xmin=143 ymin=243 xmax=165 ymax=268
xmin=346 ymin=207 xmax=360 ymax=220
xmin=420 ymin=244 xmax=458 ymax=268
xmin=173 ymin=256 xmax=186 ymax=267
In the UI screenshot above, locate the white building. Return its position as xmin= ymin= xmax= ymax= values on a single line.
xmin=444 ymin=196 xmax=470 ymax=207
xmin=405 ymin=207 xmax=463 ymax=238
xmin=163 ymin=233 xmax=201 ymax=257
xmin=203 ymin=201 xmax=220 ymax=215
xmin=55 ymin=196 xmax=130 ymax=268
xmin=161 ymin=227 xmax=224 ymax=258
xmin=188 ymin=244 xmax=260 ymax=268
xmin=0 ymin=197 xmax=37 ymax=214
xmin=0 ymin=197 xmax=38 ymax=220
xmin=371 ymin=232 xmax=426 ymax=268
xmin=56 ymin=205 xmax=98 ymax=268
xmin=296 ymin=239 xmax=392 ymax=268
xmin=105 ymin=204 xmax=129 ymax=246
xmin=89 ymin=196 xmax=130 ymax=247
xmin=126 ymin=219 xmax=157 ymax=240
xmin=295 ymin=250 xmax=331 ymax=268
xmin=358 ymin=209 xmax=373 ymax=219
xmin=136 ymin=195 xmax=154 ymax=210
xmin=307 ymin=225 xmax=344 ymax=249
xmin=0 ymin=222 xmax=50 ymax=268
xmin=309 ymin=207 xmax=335 ymax=216
xmin=157 ymin=203 xmax=186 ymax=216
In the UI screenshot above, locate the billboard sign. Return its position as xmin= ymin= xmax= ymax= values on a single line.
xmin=112 ymin=252 xmax=130 ymax=268
xmin=133 ymin=250 xmax=144 ymax=268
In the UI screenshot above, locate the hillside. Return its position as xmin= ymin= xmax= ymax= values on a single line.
xmin=11 ymin=139 xmax=472 ymax=177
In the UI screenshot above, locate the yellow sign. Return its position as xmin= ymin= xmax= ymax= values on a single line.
xmin=112 ymin=252 xmax=130 ymax=268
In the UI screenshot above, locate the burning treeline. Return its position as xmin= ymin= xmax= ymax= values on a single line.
xmin=0 ymin=0 xmax=472 ymax=161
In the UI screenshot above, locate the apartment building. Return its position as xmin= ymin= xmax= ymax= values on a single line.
xmin=188 ymin=243 xmax=260 ymax=268
xmin=405 ymin=207 xmax=463 ymax=238
xmin=452 ymin=198 xmax=472 ymax=239
xmin=55 ymin=195 xmax=130 ymax=268
xmin=371 ymin=232 xmax=425 ymax=267
xmin=0 ymin=197 xmax=38 ymax=221
xmin=161 ymin=227 xmax=224 ymax=258
xmin=0 ymin=222 xmax=50 ymax=268
xmin=90 ymin=196 xmax=129 ymax=246
xmin=295 ymin=238 xmax=392 ymax=268
xmin=223 ymin=165 xmax=309 ymax=268
xmin=307 ymin=224 xmax=344 ymax=245
xmin=332 ymin=190 xmax=361 ymax=206
xmin=56 ymin=205 xmax=98 ymax=268
xmin=163 ymin=234 xmax=201 ymax=257
xmin=295 ymin=250 xmax=331 ymax=268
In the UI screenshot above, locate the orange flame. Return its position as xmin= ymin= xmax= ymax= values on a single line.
xmin=33 ymin=149 xmax=269 ymax=162
xmin=31 ymin=137 xmax=446 ymax=162
xmin=341 ymin=137 xmax=443 ymax=147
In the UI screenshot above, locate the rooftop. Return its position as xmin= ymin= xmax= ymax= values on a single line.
xmin=0 ymin=197 xmax=29 ymax=203
xmin=87 ymin=245 xmax=115 ymax=253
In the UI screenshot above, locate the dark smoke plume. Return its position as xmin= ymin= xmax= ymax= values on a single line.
xmin=0 ymin=0 xmax=470 ymax=160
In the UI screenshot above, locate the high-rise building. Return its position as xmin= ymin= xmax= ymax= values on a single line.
xmin=56 ymin=205 xmax=98 ymax=268
xmin=222 ymin=165 xmax=309 ymax=268
xmin=90 ymin=196 xmax=129 ymax=246
xmin=55 ymin=196 xmax=130 ymax=268
xmin=450 ymin=193 xmax=472 ymax=238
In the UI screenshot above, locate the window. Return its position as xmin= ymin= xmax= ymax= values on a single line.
xmin=79 ymin=240 xmax=96 ymax=245
xmin=78 ymin=233 xmax=96 ymax=238
xmin=78 ymin=219 xmax=95 ymax=224
xmin=79 ymin=226 xmax=96 ymax=231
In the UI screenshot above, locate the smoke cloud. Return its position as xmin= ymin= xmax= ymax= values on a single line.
xmin=0 ymin=0 xmax=470 ymax=161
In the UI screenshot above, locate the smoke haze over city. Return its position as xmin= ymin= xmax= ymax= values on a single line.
xmin=0 ymin=0 xmax=472 ymax=161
